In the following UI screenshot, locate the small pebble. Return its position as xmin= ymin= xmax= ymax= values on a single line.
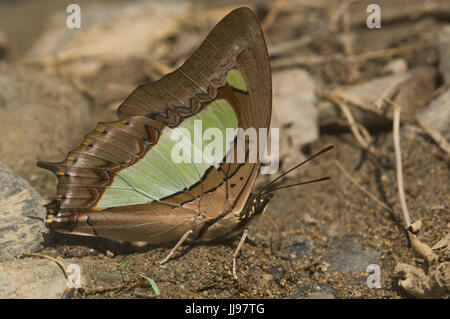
xmin=382 ymin=58 xmax=408 ymax=74
xmin=303 ymin=212 xmax=318 ymax=225
xmin=262 ymin=273 xmax=273 ymax=282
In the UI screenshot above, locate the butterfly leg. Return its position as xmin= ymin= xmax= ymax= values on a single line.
xmin=232 ymin=229 xmax=248 ymax=279
xmin=160 ymin=229 xmax=194 ymax=265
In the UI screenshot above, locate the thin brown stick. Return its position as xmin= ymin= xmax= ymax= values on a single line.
xmin=391 ymin=102 xmax=412 ymax=227
xmin=271 ymin=54 xmax=339 ymax=67
xmin=261 ymin=0 xmax=286 ymax=32
xmin=417 ymin=124 xmax=450 ymax=155
xmin=160 ymin=229 xmax=193 ymax=264
xmin=324 ymin=93 xmax=376 ymax=154
xmin=268 ymin=0 xmax=355 ymax=56
xmin=333 ymin=160 xmax=392 ymax=213
xmin=265 ymin=213 xmax=281 ymax=251
xmin=409 ymin=233 xmax=438 ymax=263
xmin=349 ymin=42 xmax=433 ymax=62
xmin=19 ymin=251 xmax=68 ymax=278
xmin=427 ymin=81 xmax=450 ymax=101
xmin=327 ymin=0 xmax=356 ymax=32
xmin=271 ymin=42 xmax=434 ymax=68
xmin=233 ymin=229 xmax=248 ymax=280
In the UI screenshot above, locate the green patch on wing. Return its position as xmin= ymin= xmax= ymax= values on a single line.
xmin=226 ymin=69 xmax=247 ymax=92
xmin=96 ymin=99 xmax=238 ymax=208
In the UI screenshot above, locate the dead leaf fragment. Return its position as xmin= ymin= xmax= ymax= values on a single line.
xmin=432 ymin=233 xmax=450 ymax=257
xmin=322 ymin=67 xmax=437 ymax=127
xmin=395 ymin=262 xmax=450 ymax=298
xmin=408 ymin=220 xmax=422 ymax=234
xmin=409 ymin=233 xmax=438 ymax=264
xmin=395 ymin=263 xmax=429 ymax=298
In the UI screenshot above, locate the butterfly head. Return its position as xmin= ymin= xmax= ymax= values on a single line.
xmin=244 ymin=192 xmax=275 ymax=219
xmin=242 ymin=146 xmax=334 ymax=223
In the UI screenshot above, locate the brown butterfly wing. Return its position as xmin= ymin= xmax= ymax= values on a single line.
xmin=39 ymin=7 xmax=271 ymax=242
xmin=117 ymin=7 xmax=271 ymax=130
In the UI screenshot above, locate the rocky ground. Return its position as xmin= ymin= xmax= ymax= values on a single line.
xmin=0 ymin=0 xmax=448 ymax=298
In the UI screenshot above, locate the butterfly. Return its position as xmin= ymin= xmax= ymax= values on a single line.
xmin=38 ymin=7 xmax=331 ymax=278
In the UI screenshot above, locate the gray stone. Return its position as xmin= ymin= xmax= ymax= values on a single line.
xmin=308 ymin=291 xmax=336 ymax=299
xmin=382 ymin=58 xmax=408 ymax=74
xmin=318 ymin=100 xmax=339 ymax=126
xmin=267 ymin=266 xmax=285 ymax=281
xmin=271 ymin=69 xmax=319 ymax=167
xmin=416 ymin=88 xmax=450 ymax=141
xmin=0 ymin=63 xmax=92 ymax=199
xmin=78 ymin=259 xmax=123 ymax=290
xmin=0 ymin=258 xmax=66 ymax=298
xmin=0 ymin=162 xmax=47 ymax=261
xmin=286 ymin=235 xmax=314 ymax=255
xmin=326 ymin=238 xmax=382 ymax=273
xmin=272 ymin=69 xmax=318 ymax=145
xmin=0 ymin=257 xmax=126 ymax=298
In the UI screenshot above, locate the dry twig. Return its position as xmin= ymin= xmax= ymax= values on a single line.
xmin=327 ymin=0 xmax=356 ymax=33
xmin=268 ymin=0 xmax=355 ymax=56
xmin=417 ymin=123 xmax=450 ymax=155
xmin=261 ymin=0 xmax=286 ymax=32
xmin=19 ymin=251 xmax=68 ymax=278
xmin=409 ymin=233 xmax=439 ymax=263
xmin=271 ymin=42 xmax=434 ymax=68
xmin=324 ymin=92 xmax=376 ymax=155
xmin=391 ymin=101 xmax=412 ymax=227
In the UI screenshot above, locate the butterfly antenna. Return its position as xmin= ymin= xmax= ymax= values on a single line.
xmin=259 ymin=145 xmax=334 ymax=195
xmin=261 ymin=176 xmax=330 ymax=196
